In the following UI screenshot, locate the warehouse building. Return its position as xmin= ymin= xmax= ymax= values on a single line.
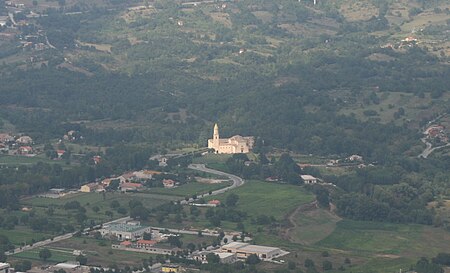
xmin=220 ymin=242 xmax=285 ymax=260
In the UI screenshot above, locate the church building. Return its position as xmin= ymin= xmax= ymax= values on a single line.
xmin=207 ymin=124 xmax=254 ymax=154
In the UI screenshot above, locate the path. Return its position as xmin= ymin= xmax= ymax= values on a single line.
xmin=282 ymin=201 xmax=318 ymax=242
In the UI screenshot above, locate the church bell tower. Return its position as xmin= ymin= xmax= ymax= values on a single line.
xmin=213 ymin=123 xmax=220 ymax=151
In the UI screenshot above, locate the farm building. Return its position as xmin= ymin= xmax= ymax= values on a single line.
xmin=100 ymin=223 xmax=151 ymax=241
xmin=220 ymin=242 xmax=285 ymax=260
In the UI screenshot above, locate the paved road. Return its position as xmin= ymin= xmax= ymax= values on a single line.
xmin=188 ymin=164 xmax=244 ymax=197
xmin=6 ymin=216 xmax=131 ymax=256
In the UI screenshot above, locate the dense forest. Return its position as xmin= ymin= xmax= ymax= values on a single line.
xmin=0 ymin=0 xmax=449 ymax=235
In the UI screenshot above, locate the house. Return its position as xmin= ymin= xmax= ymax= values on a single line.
xmin=0 ymin=263 xmax=10 ymax=273
xmin=0 ymin=134 xmax=14 ymax=143
xmin=92 ymin=155 xmax=102 ymax=165
xmin=208 ymin=124 xmax=254 ymax=154
xmin=57 ymin=150 xmax=66 ymax=158
xmin=133 ymin=170 xmax=161 ymax=180
xmin=0 ymin=144 xmax=8 ymax=153
xmin=163 ymin=179 xmax=175 ymax=188
xmin=120 ymin=182 xmax=143 ymax=192
xmin=208 ymin=200 xmax=221 ymax=207
xmin=348 ymin=154 xmax=363 ymax=162
xmin=100 ymin=223 xmax=151 ymax=241
xmin=120 ymin=241 xmax=132 ymax=248
xmin=161 ymin=264 xmax=182 ymax=273
xmin=300 ymin=175 xmax=317 ymax=184
xmin=220 ymin=242 xmax=285 ymax=260
xmin=80 ymin=183 xmax=103 ymax=193
xmin=16 ymin=136 xmax=33 ymax=144
xmin=135 ymin=239 xmax=157 ymax=249
xmin=192 ymin=251 xmax=236 ymax=264
xmin=18 ymin=146 xmax=33 ymax=155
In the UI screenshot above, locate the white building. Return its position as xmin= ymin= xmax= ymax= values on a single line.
xmin=220 ymin=242 xmax=285 ymax=260
xmin=300 ymin=175 xmax=317 ymax=184
xmin=100 ymin=223 xmax=151 ymax=241
xmin=0 ymin=263 xmax=10 ymax=273
xmin=207 ymin=124 xmax=254 ymax=154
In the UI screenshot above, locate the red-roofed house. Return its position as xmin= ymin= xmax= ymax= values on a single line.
xmin=163 ymin=179 xmax=175 ymax=188
xmin=57 ymin=150 xmax=66 ymax=158
xmin=120 ymin=241 xmax=132 ymax=248
xmin=208 ymin=200 xmax=221 ymax=207
xmin=120 ymin=182 xmax=143 ymax=192
xmin=18 ymin=146 xmax=33 ymax=155
xmin=136 ymin=240 xmax=157 ymax=249
xmin=93 ymin=155 xmax=102 ymax=165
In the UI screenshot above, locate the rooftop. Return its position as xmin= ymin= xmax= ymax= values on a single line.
xmin=106 ymin=223 xmax=149 ymax=233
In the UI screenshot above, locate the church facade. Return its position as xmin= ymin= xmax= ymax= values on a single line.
xmin=207 ymin=124 xmax=254 ymax=154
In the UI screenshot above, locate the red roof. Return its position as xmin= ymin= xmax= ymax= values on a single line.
xmin=137 ymin=240 xmax=156 ymax=245
xmin=120 ymin=241 xmax=132 ymax=246
xmin=208 ymin=200 xmax=221 ymax=205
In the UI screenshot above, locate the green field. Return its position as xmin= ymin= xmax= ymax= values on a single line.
xmin=0 ymin=155 xmax=61 ymax=165
xmin=12 ymin=247 xmax=74 ymax=263
xmin=0 ymin=227 xmax=51 ymax=246
xmin=149 ymin=181 xmax=232 ymax=197
xmin=317 ymin=220 xmax=424 ymax=254
xmin=216 ymin=180 xmax=315 ymax=219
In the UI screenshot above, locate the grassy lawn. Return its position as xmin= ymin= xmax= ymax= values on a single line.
xmin=48 ymin=237 xmax=158 ymax=266
xmin=12 ymin=247 xmax=74 ymax=263
xmin=290 ymin=208 xmax=341 ymax=245
xmin=213 ymin=180 xmax=315 ymax=219
xmin=318 ymin=220 xmax=425 ymax=255
xmin=0 ymin=154 xmax=60 ymax=165
xmin=0 ymin=227 xmax=51 ymax=246
xmin=149 ymin=181 xmax=232 ymax=197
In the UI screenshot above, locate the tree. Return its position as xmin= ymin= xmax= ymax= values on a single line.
xmin=143 ymin=232 xmax=152 ymax=240
xmin=246 ymin=254 xmax=260 ymax=265
xmin=206 ymin=253 xmax=220 ymax=264
xmin=76 ymin=254 xmax=87 ymax=265
xmin=39 ymin=248 xmax=52 ymax=261
xmin=322 ymin=260 xmax=332 ymax=270
xmin=304 ymin=259 xmax=315 ymax=268
xmin=226 ymin=193 xmax=239 ymax=207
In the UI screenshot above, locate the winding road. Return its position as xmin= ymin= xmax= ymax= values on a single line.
xmin=188 ymin=164 xmax=244 ymax=197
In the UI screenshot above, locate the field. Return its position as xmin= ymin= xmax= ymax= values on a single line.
xmin=215 ymin=180 xmax=315 ymax=220
xmin=149 ymin=181 xmax=232 ymax=197
xmin=0 ymin=227 xmax=51 ymax=246
xmin=0 ymin=154 xmax=61 ymax=166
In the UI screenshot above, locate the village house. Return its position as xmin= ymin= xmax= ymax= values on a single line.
xmin=0 ymin=144 xmax=8 ymax=153
xmin=119 ymin=182 xmax=143 ymax=192
xmin=92 ymin=155 xmax=102 ymax=165
xmin=0 ymin=263 xmax=10 ymax=273
xmin=208 ymin=200 xmax=221 ymax=207
xmin=207 ymin=124 xmax=254 ymax=154
xmin=135 ymin=239 xmax=157 ymax=249
xmin=0 ymin=134 xmax=14 ymax=143
xmin=300 ymin=175 xmax=318 ymax=184
xmin=56 ymin=150 xmax=66 ymax=159
xmin=163 ymin=179 xmax=175 ymax=188
xmin=161 ymin=264 xmax=182 ymax=273
xmin=18 ymin=146 xmax=33 ymax=155
xmin=16 ymin=135 xmax=33 ymax=144
xmin=80 ymin=183 xmax=104 ymax=193
xmin=348 ymin=154 xmax=363 ymax=162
